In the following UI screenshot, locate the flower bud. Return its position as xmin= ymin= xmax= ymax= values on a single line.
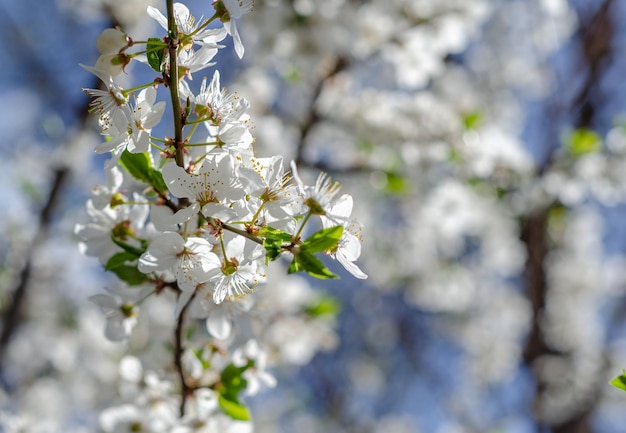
xmin=96 ymin=28 xmax=130 ymax=55
xmin=95 ymin=53 xmax=131 ymax=76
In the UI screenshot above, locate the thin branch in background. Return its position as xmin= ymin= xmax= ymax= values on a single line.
xmin=521 ymin=1 xmax=615 ymax=431
xmin=0 ymin=4 xmax=116 ymax=385
xmin=0 ymin=167 xmax=68 ymax=376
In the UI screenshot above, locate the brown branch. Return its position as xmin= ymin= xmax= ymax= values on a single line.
xmin=174 ymin=290 xmax=195 ymax=416
xmin=293 ymin=56 xmax=349 ymax=169
xmin=0 ymin=168 xmax=69 ymax=370
xmin=521 ymin=1 xmax=615 ymax=431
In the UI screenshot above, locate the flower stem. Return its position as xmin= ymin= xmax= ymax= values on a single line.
xmin=250 ymin=201 xmax=266 ymax=226
xmin=294 ymin=210 xmax=312 ymax=241
xmin=122 ymin=82 xmax=156 ymax=96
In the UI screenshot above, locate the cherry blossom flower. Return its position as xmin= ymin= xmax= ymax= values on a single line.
xmin=321 ymin=195 xmax=367 ymax=279
xmin=148 ymin=2 xmax=227 ymax=46
xmin=94 ymin=87 xmax=165 ymax=155
xmin=94 ymin=28 xmax=131 ymax=76
xmin=138 ymin=232 xmax=220 ymax=292
xmin=214 ymin=0 xmax=254 ymax=58
xmin=162 ymin=153 xmax=245 ymax=221
xmin=238 ymin=156 xmax=304 ymax=222
xmin=81 ymin=64 xmax=129 ymax=132
xmin=89 ymin=285 xmax=151 ymax=342
xmin=75 ymin=193 xmax=150 ymax=264
xmin=208 ymin=236 xmax=265 ymax=304
xmin=290 ymin=161 xmax=345 ymax=221
xmin=232 ymin=340 xmax=277 ymax=395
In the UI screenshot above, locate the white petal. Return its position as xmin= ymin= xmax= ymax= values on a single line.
xmin=337 ymin=251 xmax=368 ymax=279
xmin=174 ymin=289 xmax=194 ymax=318
xmin=147 ymin=5 xmax=168 ymax=30
xmin=206 ymin=308 xmax=232 ymax=340
xmin=225 ymin=21 xmax=244 ymax=58
xmin=119 ymin=356 xmax=143 ymax=383
xmin=89 ymin=294 xmax=117 ymax=312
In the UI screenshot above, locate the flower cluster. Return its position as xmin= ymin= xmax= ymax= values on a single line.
xmin=75 ymin=1 xmax=366 ymax=429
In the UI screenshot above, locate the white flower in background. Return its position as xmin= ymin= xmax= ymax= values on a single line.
xmin=172 ymin=389 xmax=252 ymax=433
xmin=91 ymin=158 xmax=124 ymax=210
xmin=232 ymin=340 xmax=276 ymax=395
xmin=99 ymin=404 xmax=144 ymax=433
xmin=189 ymin=288 xmax=255 ymax=339
xmin=138 ymin=232 xmax=220 ymax=292
xmin=101 ymin=373 xmax=179 ymax=432
xmin=89 ymin=285 xmax=151 ymax=342
xmin=75 ymin=193 xmax=150 ymax=264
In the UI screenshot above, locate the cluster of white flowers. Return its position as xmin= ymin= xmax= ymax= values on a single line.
xmin=73 ymin=1 xmax=366 ymax=430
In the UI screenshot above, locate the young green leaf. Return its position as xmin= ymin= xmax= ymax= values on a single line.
xmin=565 ymin=128 xmax=602 ymax=157
xmin=119 ymin=150 xmax=168 ymax=195
xmin=610 ymin=371 xmax=626 ymax=392
xmin=218 ymin=363 xmax=252 ymax=421
xmin=305 ymin=294 xmax=341 ymax=317
xmin=104 ymin=251 xmax=139 ymax=271
xmin=218 ymin=394 xmax=251 ymax=421
xmin=119 ymin=150 xmax=153 ymax=184
xmin=260 ymin=226 xmax=293 ymax=262
xmin=259 ymin=226 xmax=292 ymax=242
xmin=108 ymin=265 xmax=150 ymax=286
xmin=111 ymin=236 xmax=146 ymax=257
xmin=289 ymin=250 xmax=338 ymax=279
xmin=146 ymin=37 xmax=166 ymax=73
xmin=301 ymin=225 xmax=343 ymax=254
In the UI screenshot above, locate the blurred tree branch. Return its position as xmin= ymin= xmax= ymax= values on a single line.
xmin=521 ymin=1 xmax=615 ymax=431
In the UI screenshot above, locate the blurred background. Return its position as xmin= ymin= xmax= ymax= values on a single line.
xmin=3 ymin=0 xmax=626 ymax=431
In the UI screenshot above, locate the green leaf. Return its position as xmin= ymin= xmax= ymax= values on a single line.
xmin=259 ymin=226 xmax=293 ymax=242
xmin=305 ymin=294 xmax=341 ymax=317
xmin=146 ymin=37 xmax=166 ymax=73
xmin=104 ymin=251 xmax=139 ymax=271
xmin=260 ymin=226 xmax=293 ymax=262
xmin=119 ymin=150 xmax=168 ymax=195
xmin=119 ymin=150 xmax=153 ymax=183
xmin=218 ymin=394 xmax=251 ymax=421
xmin=289 ymin=250 xmax=338 ymax=279
xmin=565 ymin=128 xmax=602 ymax=157
xmin=108 ymin=265 xmax=149 ymax=286
xmin=288 ymin=256 xmax=303 ymax=274
xmin=611 ymin=371 xmax=626 ymax=392
xmin=383 ymin=171 xmax=410 ymax=195
xmin=150 ymin=171 xmax=168 ymax=195
xmin=463 ymin=111 xmax=483 ymax=130
xmin=218 ymin=363 xmax=252 ymax=421
xmin=111 ymin=236 xmax=146 ymax=257
xmin=301 ymin=226 xmax=343 ymax=254
xmin=263 ymin=241 xmax=282 ymax=262
xmin=220 ymin=363 xmax=249 ymax=395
